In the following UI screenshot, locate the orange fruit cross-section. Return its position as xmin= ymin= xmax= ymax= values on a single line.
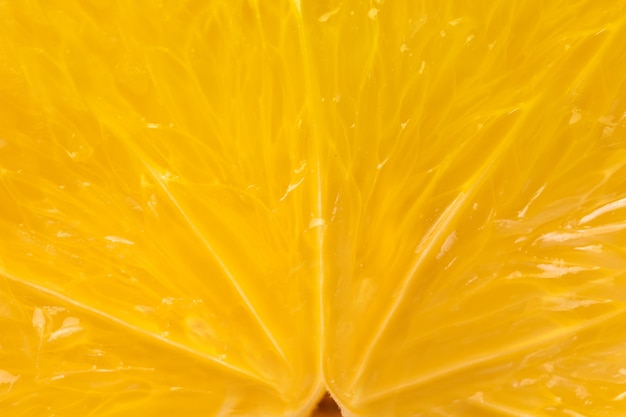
xmin=2 ymin=0 xmax=626 ymax=416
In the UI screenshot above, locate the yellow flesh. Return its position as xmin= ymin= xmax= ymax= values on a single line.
xmin=2 ymin=0 xmax=626 ymax=416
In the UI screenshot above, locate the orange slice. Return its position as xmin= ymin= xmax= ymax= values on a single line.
xmin=1 ymin=0 xmax=626 ymax=416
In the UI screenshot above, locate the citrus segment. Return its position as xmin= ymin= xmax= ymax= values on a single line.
xmin=318 ymin=1 xmax=626 ymax=415
xmin=1 ymin=0 xmax=322 ymax=415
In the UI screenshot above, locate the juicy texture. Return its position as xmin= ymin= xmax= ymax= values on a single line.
xmin=1 ymin=0 xmax=626 ymax=416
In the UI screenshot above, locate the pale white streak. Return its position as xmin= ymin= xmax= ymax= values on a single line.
xmin=579 ymin=197 xmax=626 ymax=225
xmin=279 ymin=177 xmax=304 ymax=201
xmin=309 ymin=217 xmax=326 ymax=228
xmin=574 ymin=244 xmax=603 ymax=252
xmin=104 ymin=235 xmax=135 ymax=245
xmin=318 ymin=7 xmax=341 ymax=23
xmin=32 ymin=307 xmax=46 ymax=337
xmin=294 ymin=160 xmax=307 ymax=174
xmin=517 ymin=184 xmax=545 ymax=219
xmin=48 ymin=317 xmax=82 ymax=342
xmin=376 ymin=156 xmax=390 ymax=170
xmin=542 ymin=296 xmax=610 ymax=311
xmin=436 ymin=230 xmax=457 ymax=260
xmin=569 ymin=107 xmax=582 ymax=124
xmin=537 ymin=221 xmax=626 ymax=243
xmin=538 ymin=231 xmax=581 ymax=243
xmin=536 ymin=261 xmax=597 ymax=278
xmin=0 ymin=370 xmax=19 ymax=389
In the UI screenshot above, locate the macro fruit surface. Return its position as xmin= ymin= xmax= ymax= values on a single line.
xmin=2 ymin=0 xmax=626 ymax=416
